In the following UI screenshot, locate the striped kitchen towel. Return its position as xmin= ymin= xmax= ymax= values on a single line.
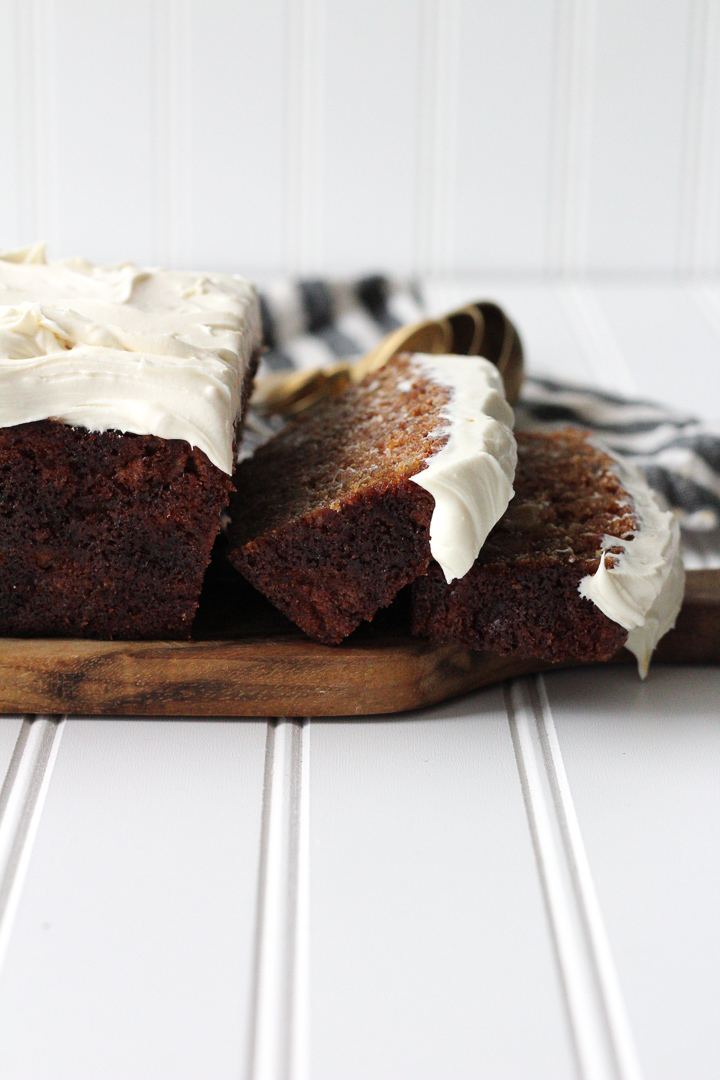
xmin=253 ymin=275 xmax=720 ymax=532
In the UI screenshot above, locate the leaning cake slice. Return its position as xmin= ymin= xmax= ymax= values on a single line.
xmin=227 ymin=352 xmax=517 ymax=644
xmin=411 ymin=429 xmax=684 ymax=675
xmin=0 ymin=245 xmax=262 ymax=638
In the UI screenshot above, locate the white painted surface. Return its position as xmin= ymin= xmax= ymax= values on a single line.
xmin=309 ymin=695 xmax=575 ymax=1080
xmin=0 ymin=718 xmax=267 ymax=1080
xmin=594 ymin=282 xmax=720 ymax=416
xmin=48 ymin=1 xmax=157 ymax=267
xmin=426 ymin=277 xmax=720 ymax=408
xmin=507 ymin=680 xmax=642 ymax=1080
xmin=584 ymin=1 xmax=692 ymax=273
xmin=322 ymin=1 xmax=421 ymax=275
xmin=546 ymin=666 xmax=720 ymax=1080
xmin=0 ymin=719 xmax=23 ymax=787
xmin=249 ymin=720 xmax=310 ymax=1080
xmin=0 ymin=718 xmax=64 ymax=975
xmin=0 ymin=7 xmax=18 ymax=249
xmin=188 ymin=0 xmax=287 ymax=274
xmin=426 ymin=279 xmax=596 ymax=382
xmin=453 ymin=1 xmax=556 ymax=273
xmin=1 ymin=0 xmax=720 ymax=274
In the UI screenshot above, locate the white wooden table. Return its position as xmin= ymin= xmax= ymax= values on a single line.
xmin=0 ymin=280 xmax=718 ymax=1080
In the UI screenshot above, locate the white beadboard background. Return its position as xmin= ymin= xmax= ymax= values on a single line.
xmin=1 ymin=0 xmax=720 ymax=275
xmin=2 ymin=3 xmax=720 ymax=1079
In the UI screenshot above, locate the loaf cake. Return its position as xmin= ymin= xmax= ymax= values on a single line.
xmin=411 ymin=429 xmax=684 ymax=675
xmin=227 ymin=352 xmax=517 ymax=644
xmin=0 ymin=244 xmax=261 ymax=638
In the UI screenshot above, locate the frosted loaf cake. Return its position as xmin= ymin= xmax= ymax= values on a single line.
xmin=227 ymin=352 xmax=517 ymax=643
xmin=411 ymin=429 xmax=684 ymax=675
xmin=0 ymin=245 xmax=262 ymax=638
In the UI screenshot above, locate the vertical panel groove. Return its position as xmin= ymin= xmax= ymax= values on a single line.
xmin=12 ymin=0 xmax=26 ymax=243
xmin=679 ymin=0 xmax=720 ymax=273
xmin=0 ymin=716 xmax=64 ymax=976
xmin=0 ymin=2 xmax=17 ymax=243
xmin=506 ymin=678 xmax=643 ymax=1080
xmin=415 ymin=0 xmax=460 ymax=275
xmin=284 ymin=0 xmax=325 ymax=274
xmin=291 ymin=718 xmax=310 ymax=1080
xmin=173 ymin=0 xmax=194 ymax=267
xmin=246 ymin=721 xmax=276 ymax=1079
xmin=15 ymin=0 xmax=34 ymax=243
xmin=416 ymin=0 xmax=436 ymax=275
xmin=546 ymin=0 xmax=597 ymax=274
xmin=36 ymin=0 xmax=59 ymax=248
xmin=248 ymin=718 xmax=309 ymax=1080
xmin=15 ymin=0 xmax=59 ymax=246
xmin=152 ymin=0 xmax=193 ymax=268
xmin=152 ymin=0 xmax=168 ymax=265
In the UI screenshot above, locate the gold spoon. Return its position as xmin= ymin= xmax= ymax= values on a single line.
xmin=251 ymin=300 xmax=523 ymax=416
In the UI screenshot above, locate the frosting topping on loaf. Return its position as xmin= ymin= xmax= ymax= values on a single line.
xmin=0 ymin=244 xmax=261 ymax=474
xmin=408 ymin=353 xmax=517 ymax=582
xmin=578 ymin=453 xmax=684 ymax=677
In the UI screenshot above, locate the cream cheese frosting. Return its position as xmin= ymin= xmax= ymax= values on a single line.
xmin=0 ymin=244 xmax=262 ymax=474
xmin=408 ymin=353 xmax=517 ymax=582
xmin=578 ymin=451 xmax=684 ymax=677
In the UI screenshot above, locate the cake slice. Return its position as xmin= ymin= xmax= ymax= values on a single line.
xmin=0 ymin=245 xmax=261 ymax=639
xmin=227 ymin=352 xmax=517 ymax=644
xmin=411 ymin=429 xmax=684 ymax=675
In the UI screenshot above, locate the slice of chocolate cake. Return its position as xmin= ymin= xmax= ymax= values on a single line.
xmin=0 ymin=245 xmax=261 ymax=639
xmin=411 ymin=429 xmax=684 ymax=675
xmin=227 ymin=352 xmax=517 ymax=644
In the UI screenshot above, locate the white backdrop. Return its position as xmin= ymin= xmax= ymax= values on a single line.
xmin=0 ymin=0 xmax=719 ymax=277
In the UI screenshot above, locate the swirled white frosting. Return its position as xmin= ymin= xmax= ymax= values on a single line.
xmin=0 ymin=244 xmax=262 ymax=474
xmin=408 ymin=353 xmax=517 ymax=582
xmin=578 ymin=452 xmax=684 ymax=677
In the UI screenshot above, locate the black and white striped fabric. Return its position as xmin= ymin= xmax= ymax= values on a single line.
xmin=255 ymin=276 xmax=720 ymax=532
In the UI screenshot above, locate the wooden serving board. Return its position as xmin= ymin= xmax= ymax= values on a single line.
xmin=0 ymin=568 xmax=718 ymax=718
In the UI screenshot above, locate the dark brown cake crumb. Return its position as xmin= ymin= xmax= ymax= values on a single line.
xmin=227 ymin=353 xmax=454 ymax=644
xmin=0 ymin=421 xmax=232 ymax=639
xmin=411 ymin=429 xmax=635 ymax=662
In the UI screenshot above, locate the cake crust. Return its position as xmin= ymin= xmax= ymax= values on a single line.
xmin=227 ymin=354 xmax=453 ymax=643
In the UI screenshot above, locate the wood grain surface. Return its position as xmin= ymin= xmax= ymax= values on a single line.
xmin=0 ymin=569 xmax=717 ymax=718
